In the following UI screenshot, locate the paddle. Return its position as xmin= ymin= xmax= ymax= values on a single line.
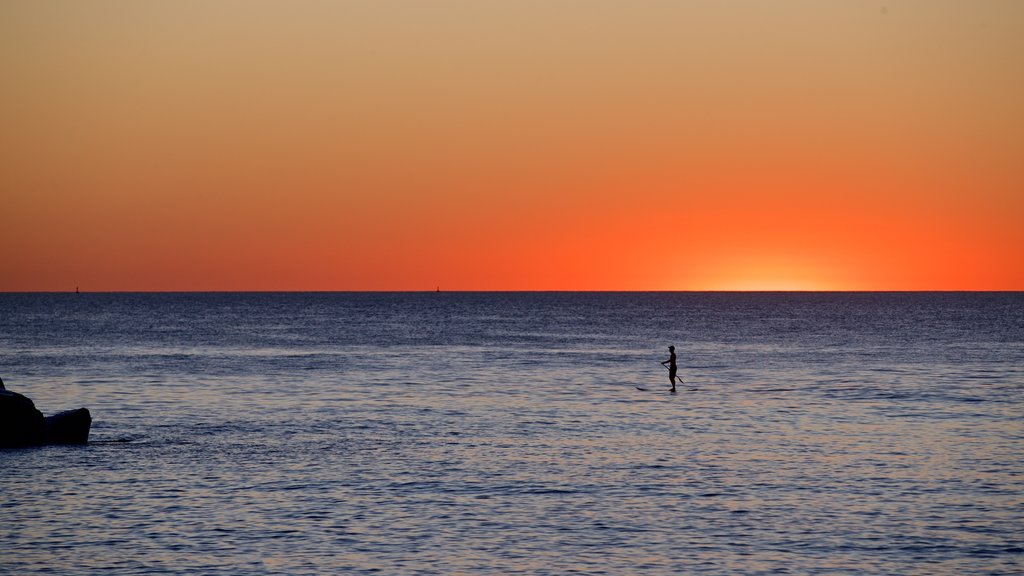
xmin=663 ymin=362 xmax=684 ymax=385
xmin=635 ymin=363 xmax=684 ymax=392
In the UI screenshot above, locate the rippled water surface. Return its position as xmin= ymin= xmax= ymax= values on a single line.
xmin=2 ymin=292 xmax=1022 ymax=574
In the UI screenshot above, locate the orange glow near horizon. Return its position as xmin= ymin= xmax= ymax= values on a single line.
xmin=1 ymin=2 xmax=1022 ymax=291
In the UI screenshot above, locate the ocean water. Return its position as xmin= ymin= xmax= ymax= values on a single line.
xmin=1 ymin=292 xmax=1022 ymax=575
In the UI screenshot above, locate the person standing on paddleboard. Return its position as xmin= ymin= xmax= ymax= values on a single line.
xmin=661 ymin=345 xmax=680 ymax=392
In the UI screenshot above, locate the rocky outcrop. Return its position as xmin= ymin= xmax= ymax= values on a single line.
xmin=44 ymin=408 xmax=92 ymax=444
xmin=0 ymin=389 xmax=46 ymax=448
xmin=0 ymin=383 xmax=91 ymax=448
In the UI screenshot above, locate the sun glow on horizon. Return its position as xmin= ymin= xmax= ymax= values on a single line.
xmin=683 ymin=252 xmax=850 ymax=292
xmin=700 ymin=278 xmax=838 ymax=292
xmin=693 ymin=275 xmax=842 ymax=292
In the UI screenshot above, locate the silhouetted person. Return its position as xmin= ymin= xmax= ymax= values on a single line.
xmin=661 ymin=345 xmax=680 ymax=392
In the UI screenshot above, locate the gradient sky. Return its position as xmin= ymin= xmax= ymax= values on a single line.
xmin=2 ymin=1 xmax=1022 ymax=291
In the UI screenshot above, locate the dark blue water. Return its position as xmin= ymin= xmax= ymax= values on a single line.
xmin=2 ymin=292 xmax=1022 ymax=574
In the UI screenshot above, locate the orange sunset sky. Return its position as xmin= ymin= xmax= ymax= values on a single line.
xmin=2 ymin=1 xmax=1022 ymax=291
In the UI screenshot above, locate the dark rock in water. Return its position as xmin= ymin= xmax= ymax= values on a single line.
xmin=0 ymin=386 xmax=92 ymax=448
xmin=0 ymin=389 xmax=46 ymax=448
xmin=44 ymin=408 xmax=92 ymax=444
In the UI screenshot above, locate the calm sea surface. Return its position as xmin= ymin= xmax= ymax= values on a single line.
xmin=1 ymin=292 xmax=1022 ymax=574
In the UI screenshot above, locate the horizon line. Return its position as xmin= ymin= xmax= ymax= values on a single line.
xmin=3 ymin=289 xmax=1023 ymax=294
